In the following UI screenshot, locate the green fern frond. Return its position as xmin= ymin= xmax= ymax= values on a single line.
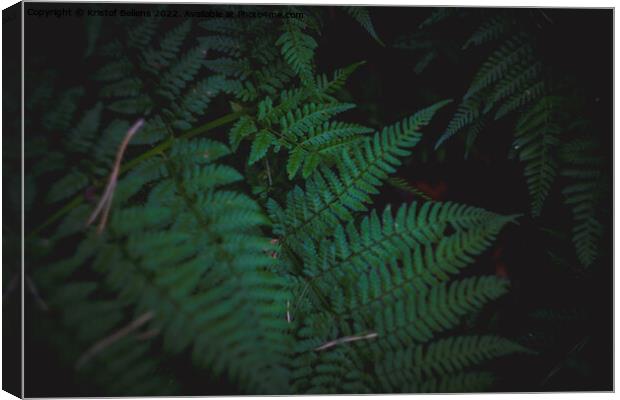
xmin=42 ymin=87 xmax=85 ymax=131
xmin=97 ymin=142 xmax=290 ymax=393
xmin=494 ymin=81 xmax=546 ymax=120
xmin=320 ymin=205 xmax=516 ymax=318
xmin=296 ymin=202 xmax=512 ymax=287
xmin=436 ymin=96 xmax=482 ymax=149
xmin=419 ymin=8 xmax=459 ymax=28
xmin=281 ymin=103 xmax=355 ymax=138
xmin=465 ymin=34 xmax=532 ymax=100
xmin=142 ymin=20 xmax=191 ymax=70
xmin=33 ymin=253 xmax=179 ymax=396
xmin=284 ymin=120 xmax=371 ymax=180
xmin=291 ymin=346 xmax=370 ymax=394
xmin=376 ymin=336 xmax=530 ymax=391
xmin=366 ymin=276 xmax=509 ymax=347
xmin=344 ymin=7 xmax=384 ymax=46
xmin=277 ymin=20 xmax=317 ymax=85
xmin=229 ymin=115 xmax=258 ymax=151
xmin=248 ymin=130 xmax=274 ymax=165
xmin=387 ymin=177 xmax=432 ymax=200
xmin=314 ymin=61 xmax=366 ymax=100
xmin=560 ymin=137 xmax=606 ymax=266
xmin=483 ymin=62 xmax=542 ymax=114
xmin=513 ymin=96 xmax=562 ymax=216
xmin=158 ymin=46 xmax=205 ymax=100
xmin=463 ymin=15 xmax=511 ymax=49
xmin=271 ymin=100 xmax=452 ymax=242
xmin=46 ymin=169 xmax=89 ymax=204
xmin=197 ymin=34 xmax=242 ymax=56
xmin=127 ymin=18 xmax=159 ymax=49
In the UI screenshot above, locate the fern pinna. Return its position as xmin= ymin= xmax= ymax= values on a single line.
xmin=22 ymin=5 xmax=545 ymax=395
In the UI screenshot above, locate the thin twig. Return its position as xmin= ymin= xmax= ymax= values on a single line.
xmin=286 ymin=300 xmax=291 ymax=323
xmin=86 ymin=118 xmax=144 ymax=233
xmin=25 ymin=275 xmax=48 ymax=311
xmin=314 ymin=332 xmax=378 ymax=352
xmin=135 ymin=328 xmax=160 ymax=341
xmin=538 ymin=9 xmax=554 ymax=24
xmin=75 ymin=311 xmax=155 ymax=370
xmin=29 ymin=111 xmax=244 ymax=239
xmin=540 ymin=336 xmax=589 ymax=386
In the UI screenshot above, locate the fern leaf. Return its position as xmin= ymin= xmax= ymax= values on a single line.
xmin=158 ymin=46 xmax=205 ymax=100
xmin=495 ymin=81 xmax=546 ymax=120
xmin=229 ymin=115 xmax=258 ymax=151
xmin=465 ymin=34 xmax=532 ymax=100
xmin=419 ymin=8 xmax=459 ymax=28
xmin=513 ymin=96 xmax=562 ymax=216
xmin=281 ymin=102 xmax=355 ymax=138
xmin=127 ymin=18 xmax=158 ymax=49
xmin=66 ymin=102 xmax=104 ymax=154
xmin=463 ymin=15 xmax=510 ymax=49
xmin=271 ymin=100 xmax=452 ymax=242
xmin=248 ymin=130 xmax=274 ymax=165
xmin=46 ymin=170 xmax=89 ymax=204
xmin=42 ymin=87 xmax=85 ymax=131
xmin=436 ymin=96 xmax=482 ymax=149
xmin=387 ymin=177 xmax=432 ymax=201
xmin=560 ymin=137 xmax=606 ymax=266
xmin=277 ymin=20 xmax=317 ymax=84
xmin=344 ymin=7 xmax=384 ymax=46
xmin=376 ymin=336 xmax=530 ymax=391
xmin=314 ymin=61 xmax=366 ymax=100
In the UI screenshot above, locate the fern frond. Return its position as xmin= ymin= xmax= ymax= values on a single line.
xmin=419 ymin=8 xmax=459 ymax=28
xmin=142 ymin=20 xmax=191 ymax=70
xmin=229 ymin=115 xmax=258 ymax=151
xmin=98 ymin=142 xmax=291 ymax=393
xmin=284 ymin=120 xmax=371 ymax=180
xmin=157 ymin=46 xmax=205 ymax=100
xmin=365 ymin=276 xmax=510 ymax=348
xmin=42 ymin=87 xmax=85 ymax=131
xmin=483 ymin=62 xmax=542 ymax=114
xmin=465 ymin=34 xmax=532 ymax=100
xmin=436 ymin=96 xmax=481 ymax=149
xmin=277 ymin=20 xmax=317 ymax=84
xmin=314 ymin=61 xmax=366 ymax=100
xmin=387 ymin=177 xmax=432 ymax=201
xmin=321 ymin=204 xmax=516 ymax=316
xmin=513 ymin=96 xmax=562 ymax=216
xmin=344 ymin=7 xmax=384 ymax=46
xmin=271 ymin=100 xmax=452 ymax=242
xmin=281 ymin=103 xmax=355 ymax=139
xmin=46 ymin=169 xmax=89 ymax=204
xmin=495 ymin=81 xmax=546 ymax=120
xmin=197 ymin=34 xmax=242 ymax=56
xmin=291 ymin=346 xmax=370 ymax=394
xmin=33 ymin=253 xmax=178 ymax=396
xmin=127 ymin=18 xmax=159 ymax=49
xmin=560 ymin=137 xmax=606 ymax=266
xmin=463 ymin=15 xmax=511 ymax=49
xmin=376 ymin=336 xmax=530 ymax=391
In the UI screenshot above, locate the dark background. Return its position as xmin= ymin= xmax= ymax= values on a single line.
xmin=20 ymin=4 xmax=613 ymax=395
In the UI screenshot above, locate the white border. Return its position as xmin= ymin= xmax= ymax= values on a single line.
xmin=1 ymin=1 xmax=616 ymax=400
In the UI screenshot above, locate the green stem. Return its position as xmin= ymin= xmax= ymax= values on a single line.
xmin=28 ymin=110 xmax=244 ymax=239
